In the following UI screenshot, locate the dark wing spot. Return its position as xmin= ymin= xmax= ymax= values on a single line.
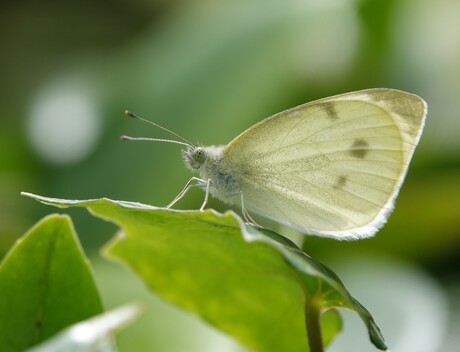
xmin=320 ymin=102 xmax=339 ymax=120
xmin=350 ymin=139 xmax=369 ymax=158
xmin=35 ymin=320 xmax=42 ymax=328
xmin=335 ymin=175 xmax=347 ymax=188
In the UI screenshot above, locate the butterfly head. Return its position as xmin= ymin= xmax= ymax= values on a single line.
xmin=183 ymin=145 xmax=208 ymax=171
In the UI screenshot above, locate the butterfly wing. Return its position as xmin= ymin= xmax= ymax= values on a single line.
xmin=223 ymin=89 xmax=427 ymax=239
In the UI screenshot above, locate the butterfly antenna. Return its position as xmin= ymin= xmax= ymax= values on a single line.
xmin=120 ymin=135 xmax=189 ymax=147
xmin=124 ymin=110 xmax=194 ymax=147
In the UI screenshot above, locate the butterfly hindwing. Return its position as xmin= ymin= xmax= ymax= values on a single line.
xmin=223 ymin=89 xmax=426 ymax=239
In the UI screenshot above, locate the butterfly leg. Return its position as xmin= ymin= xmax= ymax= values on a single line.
xmin=199 ymin=179 xmax=212 ymax=211
xmin=240 ymin=193 xmax=263 ymax=228
xmin=166 ymin=177 xmax=207 ymax=209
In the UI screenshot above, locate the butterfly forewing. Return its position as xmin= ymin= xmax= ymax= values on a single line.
xmin=224 ymin=89 xmax=426 ymax=239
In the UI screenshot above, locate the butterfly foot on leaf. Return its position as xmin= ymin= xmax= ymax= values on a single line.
xmin=242 ymin=209 xmax=263 ymax=229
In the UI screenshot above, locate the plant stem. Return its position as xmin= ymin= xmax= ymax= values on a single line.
xmin=305 ymin=300 xmax=324 ymax=352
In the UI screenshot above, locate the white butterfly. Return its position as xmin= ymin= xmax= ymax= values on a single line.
xmin=123 ymin=88 xmax=427 ymax=240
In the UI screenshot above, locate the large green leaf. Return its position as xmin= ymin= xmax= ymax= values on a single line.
xmin=0 ymin=214 xmax=103 ymax=351
xmin=22 ymin=192 xmax=387 ymax=351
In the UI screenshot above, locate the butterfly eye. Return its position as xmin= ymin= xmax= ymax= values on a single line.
xmin=193 ymin=148 xmax=207 ymax=163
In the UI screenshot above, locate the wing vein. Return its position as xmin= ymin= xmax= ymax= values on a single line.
xmin=320 ymin=170 xmax=391 ymax=193
xmin=290 ymin=173 xmax=380 ymax=211
xmin=303 ymin=112 xmax=392 ymax=141
xmin=248 ymin=178 xmax=350 ymax=230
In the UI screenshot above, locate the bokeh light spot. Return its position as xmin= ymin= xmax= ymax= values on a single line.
xmin=27 ymin=78 xmax=101 ymax=165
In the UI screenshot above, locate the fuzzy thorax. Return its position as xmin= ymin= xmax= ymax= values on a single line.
xmin=182 ymin=144 xmax=241 ymax=202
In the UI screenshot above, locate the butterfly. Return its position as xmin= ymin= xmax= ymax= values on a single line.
xmin=123 ymin=88 xmax=427 ymax=240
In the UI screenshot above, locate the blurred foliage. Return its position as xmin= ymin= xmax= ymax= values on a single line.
xmin=0 ymin=215 xmax=103 ymax=351
xmin=28 ymin=304 xmax=141 ymax=352
xmin=1 ymin=0 xmax=459 ymax=351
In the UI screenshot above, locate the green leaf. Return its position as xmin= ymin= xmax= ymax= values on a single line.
xmin=21 ymin=192 xmax=388 ymax=351
xmin=27 ymin=304 xmax=142 ymax=352
xmin=0 ymin=214 xmax=104 ymax=351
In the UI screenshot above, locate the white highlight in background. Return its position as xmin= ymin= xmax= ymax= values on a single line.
xmin=27 ymin=77 xmax=101 ymax=165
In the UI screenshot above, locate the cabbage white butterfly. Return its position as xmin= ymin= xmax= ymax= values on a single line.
xmin=122 ymin=88 xmax=426 ymax=240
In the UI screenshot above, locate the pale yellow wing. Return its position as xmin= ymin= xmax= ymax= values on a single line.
xmin=223 ymin=89 xmax=427 ymax=239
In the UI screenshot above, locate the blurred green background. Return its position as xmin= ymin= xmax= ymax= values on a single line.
xmin=1 ymin=0 xmax=459 ymax=351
